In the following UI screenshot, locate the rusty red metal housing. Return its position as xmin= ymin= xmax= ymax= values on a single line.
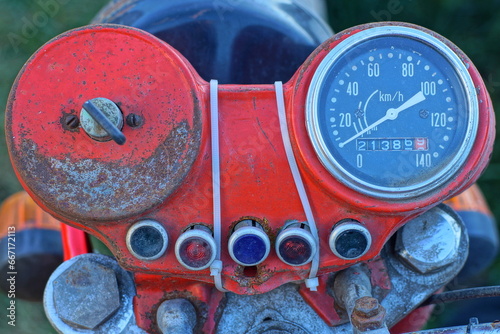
xmin=5 ymin=23 xmax=495 ymax=333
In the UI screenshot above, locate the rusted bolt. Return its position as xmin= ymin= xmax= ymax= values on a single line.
xmin=351 ymin=296 xmax=386 ymax=332
xmin=353 ymin=297 xmax=380 ymax=318
xmin=126 ymin=113 xmax=143 ymax=127
xmin=157 ymin=298 xmax=197 ymax=334
xmin=52 ymin=257 xmax=121 ymax=330
xmin=63 ymin=114 xmax=80 ymax=130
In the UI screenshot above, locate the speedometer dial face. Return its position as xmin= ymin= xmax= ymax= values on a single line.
xmin=306 ymin=26 xmax=478 ymax=199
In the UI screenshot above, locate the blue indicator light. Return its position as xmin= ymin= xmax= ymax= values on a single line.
xmin=233 ymin=235 xmax=267 ymax=265
xmin=229 ymin=220 xmax=270 ymax=266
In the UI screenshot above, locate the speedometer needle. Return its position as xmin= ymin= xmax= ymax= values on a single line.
xmin=338 ymin=91 xmax=426 ymax=148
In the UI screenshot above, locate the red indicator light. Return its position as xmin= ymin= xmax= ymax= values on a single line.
xmin=279 ymin=236 xmax=312 ymax=265
xmin=175 ymin=226 xmax=216 ymax=270
xmin=276 ymin=222 xmax=316 ymax=266
xmin=179 ymin=237 xmax=213 ymax=268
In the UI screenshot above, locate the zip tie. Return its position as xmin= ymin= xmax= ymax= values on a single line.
xmin=274 ymin=81 xmax=320 ymax=291
xmin=209 ymin=79 xmax=228 ymax=292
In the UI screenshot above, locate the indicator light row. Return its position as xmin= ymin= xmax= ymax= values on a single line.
xmin=125 ymin=219 xmax=372 ymax=270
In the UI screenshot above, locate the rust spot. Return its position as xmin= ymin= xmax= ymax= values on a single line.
xmin=351 ymin=296 xmax=386 ymax=332
xmin=233 ymin=264 xmax=274 ymax=291
xmin=228 ymin=216 xmax=273 ymax=236
xmin=66 ymin=267 xmax=92 ymax=287
xmin=15 ymin=113 xmax=201 ymax=224
xmin=243 ymin=266 xmax=258 ymax=277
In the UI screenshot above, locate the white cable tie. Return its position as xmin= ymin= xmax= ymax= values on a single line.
xmin=274 ymin=81 xmax=320 ymax=290
xmin=305 ymin=277 xmax=319 ymax=291
xmin=210 ymin=259 xmax=223 ymax=276
xmin=210 ymin=260 xmax=227 ymax=293
xmin=210 ymin=79 xmax=228 ymax=293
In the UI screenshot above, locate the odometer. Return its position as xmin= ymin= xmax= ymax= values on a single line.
xmin=306 ymin=25 xmax=478 ymax=199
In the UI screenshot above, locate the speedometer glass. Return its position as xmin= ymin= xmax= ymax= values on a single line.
xmin=306 ymin=26 xmax=478 ymax=199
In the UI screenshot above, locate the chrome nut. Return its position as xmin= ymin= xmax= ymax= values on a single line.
xmin=396 ymin=205 xmax=462 ymax=274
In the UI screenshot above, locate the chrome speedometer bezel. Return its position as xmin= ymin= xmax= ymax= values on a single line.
xmin=306 ymin=25 xmax=478 ymax=200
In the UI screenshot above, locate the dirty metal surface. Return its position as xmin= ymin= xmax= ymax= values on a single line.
xmin=156 ymin=298 xmax=197 ymax=334
xmin=44 ymin=253 xmax=144 ymax=334
xmin=411 ymin=320 xmax=500 ymax=334
xmin=395 ymin=205 xmax=463 ymax=274
xmin=216 ymin=283 xmax=338 ymax=333
xmin=6 ymin=25 xmax=202 ymax=224
xmin=213 ymin=219 xmax=468 ymax=334
xmin=132 ymin=274 xmax=223 ymax=334
xmin=350 ymin=297 xmax=387 ymax=332
xmin=379 ymin=213 xmax=469 ymax=328
xmin=52 ymin=257 xmax=121 ymax=329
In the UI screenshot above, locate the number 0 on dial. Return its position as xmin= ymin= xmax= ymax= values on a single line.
xmin=306 ymin=25 xmax=478 ymax=199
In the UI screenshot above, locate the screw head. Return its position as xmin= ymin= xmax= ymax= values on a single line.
xmin=52 ymin=258 xmax=121 ymax=330
xmin=62 ymin=114 xmax=80 ymax=130
xmin=126 ymin=113 xmax=143 ymax=127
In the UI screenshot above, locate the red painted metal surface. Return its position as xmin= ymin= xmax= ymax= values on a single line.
xmin=299 ymin=274 xmax=341 ymax=326
xmin=133 ymin=274 xmax=223 ymax=334
xmin=5 ymin=23 xmax=495 ymax=332
xmin=60 ymin=223 xmax=90 ymax=260
xmin=390 ymin=305 xmax=435 ymax=334
xmin=6 ymin=24 xmax=203 ymax=224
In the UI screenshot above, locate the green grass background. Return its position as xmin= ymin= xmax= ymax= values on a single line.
xmin=0 ymin=0 xmax=499 ymax=332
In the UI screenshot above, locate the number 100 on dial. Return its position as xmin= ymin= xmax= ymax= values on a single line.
xmin=306 ymin=25 xmax=478 ymax=199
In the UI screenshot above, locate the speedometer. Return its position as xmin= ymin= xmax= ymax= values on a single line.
xmin=306 ymin=25 xmax=478 ymax=199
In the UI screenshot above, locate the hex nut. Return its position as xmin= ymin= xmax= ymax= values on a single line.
xmin=396 ymin=206 xmax=462 ymax=274
xmin=353 ymin=296 xmax=380 ymax=318
xmin=52 ymin=257 xmax=121 ymax=330
xmin=351 ymin=297 xmax=386 ymax=331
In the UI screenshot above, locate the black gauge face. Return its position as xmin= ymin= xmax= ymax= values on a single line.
xmin=306 ymin=26 xmax=478 ymax=199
